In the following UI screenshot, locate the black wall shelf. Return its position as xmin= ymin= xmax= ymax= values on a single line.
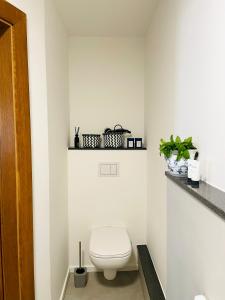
xmin=68 ymin=147 xmax=147 ymax=151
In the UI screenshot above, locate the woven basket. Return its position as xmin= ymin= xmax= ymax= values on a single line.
xmin=103 ymin=125 xmax=125 ymax=148
xmin=82 ymin=134 xmax=101 ymax=149
xmin=103 ymin=133 xmax=124 ymax=148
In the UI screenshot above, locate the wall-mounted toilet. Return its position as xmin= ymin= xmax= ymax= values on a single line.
xmin=89 ymin=226 xmax=132 ymax=280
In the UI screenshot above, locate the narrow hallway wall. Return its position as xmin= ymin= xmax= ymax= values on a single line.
xmin=45 ymin=0 xmax=69 ymax=299
xmin=145 ymin=0 xmax=225 ymax=296
xmin=145 ymin=0 xmax=177 ymax=292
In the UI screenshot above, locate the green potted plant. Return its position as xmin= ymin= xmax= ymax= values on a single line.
xmin=160 ymin=135 xmax=196 ymax=177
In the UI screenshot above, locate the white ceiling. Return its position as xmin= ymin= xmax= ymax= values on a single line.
xmin=54 ymin=0 xmax=156 ymax=36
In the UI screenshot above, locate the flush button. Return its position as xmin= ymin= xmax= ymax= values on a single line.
xmin=99 ymin=163 xmax=119 ymax=177
xmin=110 ymin=164 xmax=118 ymax=175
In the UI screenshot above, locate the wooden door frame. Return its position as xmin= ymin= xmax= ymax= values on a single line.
xmin=0 ymin=1 xmax=34 ymax=299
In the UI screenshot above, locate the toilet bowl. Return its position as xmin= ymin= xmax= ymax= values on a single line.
xmin=89 ymin=226 xmax=132 ymax=280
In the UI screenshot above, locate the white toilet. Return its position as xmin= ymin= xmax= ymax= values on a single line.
xmin=89 ymin=226 xmax=132 ymax=280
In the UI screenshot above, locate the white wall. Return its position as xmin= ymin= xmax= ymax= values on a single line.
xmin=145 ymin=0 xmax=225 ymax=294
xmin=145 ymin=1 xmax=177 ymax=291
xmin=171 ymin=0 xmax=225 ymax=191
xmin=167 ymin=180 xmax=225 ymax=300
xmin=68 ymin=150 xmax=147 ymax=269
xmin=45 ymin=0 xmax=69 ymax=299
xmin=69 ymin=37 xmax=145 ymax=146
xmin=7 ymin=0 xmax=51 ymax=299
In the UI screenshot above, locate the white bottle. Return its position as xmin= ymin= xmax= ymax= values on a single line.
xmin=187 ymin=159 xmax=194 ymax=184
xmin=187 ymin=150 xmax=198 ymax=184
xmin=191 ymin=160 xmax=200 ymax=188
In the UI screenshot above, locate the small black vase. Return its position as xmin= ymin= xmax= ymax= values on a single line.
xmin=74 ymin=134 xmax=80 ymax=148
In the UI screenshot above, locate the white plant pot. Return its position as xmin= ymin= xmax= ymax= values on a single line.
xmin=166 ymin=153 xmax=188 ymax=177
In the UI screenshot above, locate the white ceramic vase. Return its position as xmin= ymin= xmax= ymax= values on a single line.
xmin=166 ymin=152 xmax=188 ymax=177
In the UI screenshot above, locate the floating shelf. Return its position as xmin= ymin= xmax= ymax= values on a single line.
xmin=166 ymin=171 xmax=225 ymax=221
xmin=68 ymin=147 xmax=147 ymax=151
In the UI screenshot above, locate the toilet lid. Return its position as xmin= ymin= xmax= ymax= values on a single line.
xmin=89 ymin=227 xmax=131 ymax=258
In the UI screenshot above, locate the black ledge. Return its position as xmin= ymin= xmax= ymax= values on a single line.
xmin=137 ymin=245 xmax=165 ymax=300
xmin=166 ymin=171 xmax=225 ymax=221
xmin=68 ymin=147 xmax=147 ymax=150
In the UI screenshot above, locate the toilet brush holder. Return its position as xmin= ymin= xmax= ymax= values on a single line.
xmin=74 ymin=241 xmax=88 ymax=288
xmin=74 ymin=267 xmax=87 ymax=288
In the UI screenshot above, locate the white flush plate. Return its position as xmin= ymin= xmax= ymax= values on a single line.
xmin=99 ymin=163 xmax=120 ymax=177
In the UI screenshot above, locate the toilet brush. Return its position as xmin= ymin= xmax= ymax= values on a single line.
xmin=74 ymin=241 xmax=88 ymax=288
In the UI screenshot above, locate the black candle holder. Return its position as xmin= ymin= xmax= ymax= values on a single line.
xmin=127 ymin=138 xmax=135 ymax=148
xmin=135 ymin=138 xmax=143 ymax=149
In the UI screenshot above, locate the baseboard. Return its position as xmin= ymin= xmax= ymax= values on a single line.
xmin=69 ymin=264 xmax=138 ymax=273
xmin=149 ymin=249 xmax=166 ymax=298
xmin=139 ymin=256 xmax=150 ymax=300
xmin=137 ymin=245 xmax=165 ymax=300
xmin=59 ymin=267 xmax=70 ymax=300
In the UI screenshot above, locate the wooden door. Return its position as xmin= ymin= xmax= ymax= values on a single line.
xmin=0 ymin=1 xmax=34 ymax=299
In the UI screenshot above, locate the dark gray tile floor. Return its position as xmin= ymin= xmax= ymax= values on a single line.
xmin=64 ymin=271 xmax=144 ymax=300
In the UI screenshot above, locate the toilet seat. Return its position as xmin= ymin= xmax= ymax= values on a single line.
xmin=90 ymin=251 xmax=131 ymax=259
xmin=89 ymin=227 xmax=131 ymax=259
